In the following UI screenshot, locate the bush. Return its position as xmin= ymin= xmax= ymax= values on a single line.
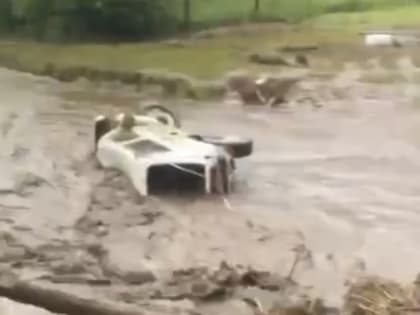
xmin=0 ymin=0 xmax=13 ymax=33
xmin=18 ymin=0 xmax=177 ymax=41
xmin=325 ymin=0 xmax=374 ymax=13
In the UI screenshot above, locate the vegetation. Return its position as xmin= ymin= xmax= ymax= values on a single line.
xmin=0 ymin=27 xmax=354 ymax=79
xmin=2 ymin=0 xmax=420 ymax=41
xmin=0 ymin=0 xmax=13 ymax=33
xmin=1 ymin=0 xmax=420 ymax=83
xmin=312 ymin=5 xmax=420 ymax=30
xmin=2 ymin=0 xmax=178 ymax=41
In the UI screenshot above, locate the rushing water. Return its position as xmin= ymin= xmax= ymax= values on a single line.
xmin=1 ymin=64 xmax=420 ymax=312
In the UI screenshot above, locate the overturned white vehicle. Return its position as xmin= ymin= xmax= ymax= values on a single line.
xmin=94 ymin=105 xmax=253 ymax=196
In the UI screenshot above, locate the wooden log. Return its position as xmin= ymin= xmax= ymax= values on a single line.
xmin=0 ymin=268 xmax=144 ymax=315
xmin=248 ymin=52 xmax=290 ymax=66
xmin=277 ymin=45 xmax=319 ymax=52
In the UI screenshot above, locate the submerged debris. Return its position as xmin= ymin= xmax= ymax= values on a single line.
xmin=344 ymin=276 xmax=420 ymax=315
xmin=151 ymin=262 xmax=294 ymax=302
xmin=277 ymin=45 xmax=319 ymax=53
xmin=249 ymin=52 xmax=291 ymax=66
xmin=225 ymin=70 xmax=303 ymax=106
xmin=295 ymin=54 xmax=309 ymax=67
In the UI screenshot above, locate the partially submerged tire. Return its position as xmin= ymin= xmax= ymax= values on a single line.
xmin=140 ymin=104 xmax=181 ymax=128
xmin=94 ymin=115 xmax=112 ymax=149
xmin=200 ymin=136 xmax=253 ymax=159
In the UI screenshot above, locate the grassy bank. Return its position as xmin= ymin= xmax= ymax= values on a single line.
xmin=1 ymin=5 xmax=420 ymax=86
xmin=312 ymin=5 xmax=420 ymax=30
xmin=0 ymin=26 xmax=356 ymax=80
xmin=170 ymin=0 xmax=420 ymax=25
xmin=0 ymin=25 xmax=356 ymax=101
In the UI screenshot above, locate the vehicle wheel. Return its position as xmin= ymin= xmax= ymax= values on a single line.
xmin=94 ymin=115 xmax=112 ymax=149
xmin=200 ymin=136 xmax=253 ymax=159
xmin=140 ymin=104 xmax=181 ymax=128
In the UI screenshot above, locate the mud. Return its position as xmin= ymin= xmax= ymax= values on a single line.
xmin=1 ymin=58 xmax=420 ymax=314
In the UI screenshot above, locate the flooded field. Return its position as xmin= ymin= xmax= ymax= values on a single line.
xmin=1 ymin=57 xmax=420 ymax=313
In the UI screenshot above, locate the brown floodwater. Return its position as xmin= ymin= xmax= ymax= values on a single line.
xmin=1 ymin=60 xmax=420 ymax=313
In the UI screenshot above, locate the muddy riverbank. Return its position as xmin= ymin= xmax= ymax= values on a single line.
xmin=1 ymin=59 xmax=420 ymax=314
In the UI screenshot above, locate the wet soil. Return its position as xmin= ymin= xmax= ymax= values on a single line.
xmin=1 ymin=59 xmax=420 ymax=314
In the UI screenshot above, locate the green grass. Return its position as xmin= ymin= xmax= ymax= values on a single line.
xmin=312 ymin=4 xmax=420 ymax=30
xmin=10 ymin=0 xmax=420 ymax=31
xmin=170 ymin=0 xmax=420 ymax=25
xmin=2 ymin=3 xmax=420 ymax=80
xmin=0 ymin=27 xmax=357 ymax=79
xmin=167 ymin=0 xmax=312 ymax=25
xmin=1 ymin=23 xmax=419 ymax=80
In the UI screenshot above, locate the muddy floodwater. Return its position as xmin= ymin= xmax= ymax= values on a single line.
xmin=1 ymin=61 xmax=420 ymax=313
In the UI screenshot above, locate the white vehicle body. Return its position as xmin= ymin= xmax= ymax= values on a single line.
xmin=364 ymin=34 xmax=399 ymax=46
xmin=364 ymin=32 xmax=420 ymax=46
xmin=95 ymin=114 xmax=236 ymax=196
